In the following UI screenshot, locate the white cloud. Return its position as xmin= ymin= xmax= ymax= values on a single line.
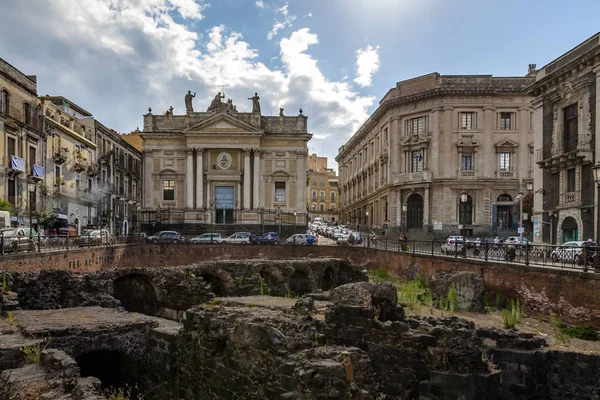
xmin=255 ymin=1 xmax=264 ymax=8
xmin=304 ymin=12 xmax=313 ymax=18
xmin=354 ymin=45 xmax=380 ymax=87
xmin=267 ymin=3 xmax=296 ymax=40
xmin=0 ymin=0 xmax=374 ymax=164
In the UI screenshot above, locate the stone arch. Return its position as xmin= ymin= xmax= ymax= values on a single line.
xmin=497 ymin=194 xmax=512 ymax=202
xmin=458 ymin=194 xmax=474 ymax=225
xmin=257 ymin=264 xmax=286 ymax=296
xmin=289 ymin=269 xmax=314 ymax=296
xmin=406 ymin=193 xmax=423 ymax=229
xmin=556 ymin=210 xmax=583 ymax=244
xmin=113 ymin=273 xmax=160 ymax=316
xmin=76 ymin=350 xmax=143 ymax=396
xmin=322 ymin=267 xmax=335 ymax=291
xmin=190 ymin=265 xmax=234 ymax=297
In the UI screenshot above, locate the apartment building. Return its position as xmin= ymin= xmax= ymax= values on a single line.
xmin=0 ymin=58 xmax=45 ymax=226
xmin=337 ymin=71 xmax=536 ymax=237
xmin=306 ymin=153 xmax=339 ymax=222
xmin=529 ymin=32 xmax=600 ymax=244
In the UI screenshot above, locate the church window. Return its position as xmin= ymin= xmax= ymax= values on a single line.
xmin=460 ymin=112 xmax=475 ymax=130
xmin=461 ymin=152 xmax=472 ymax=171
xmin=411 ymin=151 xmax=423 ymax=172
xmin=1 ymin=90 xmax=9 ymax=115
xmin=163 ymin=180 xmax=175 ymax=201
xmin=499 ymin=152 xmax=511 ymax=171
xmin=274 ymin=182 xmax=286 ymax=203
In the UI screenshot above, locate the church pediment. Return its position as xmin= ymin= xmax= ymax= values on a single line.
xmin=183 ymin=113 xmax=263 ymax=135
xmin=401 ymin=134 xmax=431 ymax=147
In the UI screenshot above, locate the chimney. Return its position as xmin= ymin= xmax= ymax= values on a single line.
xmin=527 ymin=64 xmax=537 ymax=76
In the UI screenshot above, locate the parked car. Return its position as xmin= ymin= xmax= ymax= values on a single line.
xmin=440 ymin=236 xmax=464 ymax=254
xmin=222 ymin=233 xmax=250 ymax=244
xmin=337 ymin=232 xmax=362 ymax=246
xmin=146 ymin=231 xmax=184 ymax=243
xmin=74 ymin=229 xmax=114 ymax=246
xmin=505 ymin=236 xmax=532 ymax=247
xmin=550 ymin=241 xmax=585 ymax=263
xmin=0 ymin=227 xmax=39 ymax=252
xmin=304 ymin=234 xmax=316 ymax=245
xmin=254 ymin=232 xmax=280 ymax=244
xmin=287 ymin=234 xmax=307 ymax=245
xmin=190 ymin=233 xmax=223 ymax=244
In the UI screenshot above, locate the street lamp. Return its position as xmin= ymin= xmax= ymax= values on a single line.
xmin=365 ymin=210 xmax=369 ymax=230
xmin=293 ymin=210 xmax=297 ymax=245
xmin=527 ymin=181 xmax=533 ymax=192
xmin=402 ymin=203 xmax=408 ymax=236
xmin=460 ymin=191 xmax=468 ymax=239
xmin=518 ymin=191 xmax=524 ymax=240
xmin=593 ymin=164 xmax=600 ymax=242
xmin=27 ymin=180 xmax=36 ymax=241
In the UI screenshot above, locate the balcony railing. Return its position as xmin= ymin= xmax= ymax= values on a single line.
xmin=498 ymin=170 xmax=515 ymax=178
xmin=560 ymin=191 xmax=580 ymax=206
xmin=461 ymin=170 xmax=475 ymax=177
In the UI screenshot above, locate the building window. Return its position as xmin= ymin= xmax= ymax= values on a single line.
xmin=274 ymin=182 xmax=286 ymax=202
xmin=461 ymin=152 xmax=473 ymax=171
xmin=312 ymin=190 xmax=317 ymax=201
xmin=384 ymin=128 xmax=388 ymax=142
xmin=409 ymin=117 xmax=424 ymax=135
xmin=411 ymin=150 xmax=423 ymax=172
xmin=1 ymin=90 xmax=9 ymax=115
xmin=311 ymin=178 xmax=317 ymax=186
xmin=320 ymin=178 xmax=325 ymax=187
xmin=23 ymin=102 xmax=31 ymax=125
xmin=330 ymin=191 xmax=335 ymax=202
xmin=55 ymin=166 xmax=61 ymax=185
xmin=320 ymin=203 xmax=325 ymax=212
xmin=7 ymin=178 xmax=15 ymax=205
xmin=460 ymin=112 xmax=475 ymax=130
xmin=163 ymin=180 xmax=175 ymax=201
xmin=564 ymin=104 xmax=578 ymax=152
xmin=319 ymin=191 xmax=325 ymax=201
xmin=312 ymin=203 xmax=316 ymax=211
xmin=499 ymin=152 xmax=511 ymax=171
xmin=7 ymin=136 xmax=16 ymax=158
xmin=88 ymin=178 xmax=93 ymax=192
xmin=28 ymin=146 xmax=36 ymax=168
xmin=499 ymin=112 xmax=513 ymax=130
xmin=567 ymin=168 xmax=576 ymax=192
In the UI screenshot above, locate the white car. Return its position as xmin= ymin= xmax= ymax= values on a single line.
xmin=222 ymin=233 xmax=250 ymax=244
xmin=190 ymin=233 xmax=223 ymax=243
xmin=505 ymin=236 xmax=532 ymax=247
xmin=550 ymin=241 xmax=585 ymax=263
xmin=287 ymin=234 xmax=308 ymax=245
xmin=440 ymin=236 xmax=464 ymax=254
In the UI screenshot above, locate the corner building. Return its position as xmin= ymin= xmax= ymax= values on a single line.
xmin=337 ymin=71 xmax=536 ymax=237
xmin=529 ymin=33 xmax=600 ymax=244
xmin=139 ymin=94 xmax=311 ymax=233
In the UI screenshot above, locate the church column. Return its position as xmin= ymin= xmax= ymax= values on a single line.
xmin=186 ymin=148 xmax=194 ymax=209
xmin=142 ymin=150 xmax=153 ymax=208
xmin=423 ymin=187 xmax=430 ymax=227
xmin=297 ymin=151 xmax=307 ymax=212
xmin=253 ymin=150 xmax=261 ymax=209
xmin=196 ymin=148 xmax=204 ymax=209
xmin=243 ymin=148 xmax=251 ymax=209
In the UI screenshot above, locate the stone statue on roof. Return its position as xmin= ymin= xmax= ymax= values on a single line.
xmin=185 ymin=90 xmax=196 ymax=112
xmin=207 ymin=92 xmax=225 ymax=112
xmin=248 ymin=92 xmax=261 ymax=114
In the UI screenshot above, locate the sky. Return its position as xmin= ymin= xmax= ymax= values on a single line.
xmin=1 ymin=0 xmax=599 ymax=169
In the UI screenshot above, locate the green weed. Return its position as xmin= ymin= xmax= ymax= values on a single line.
xmin=259 ymin=277 xmax=264 ymax=296
xmin=20 ymin=343 xmax=41 ymax=363
xmin=562 ymin=325 xmax=598 ymax=341
xmin=550 ymin=313 xmax=569 ymax=343
xmin=502 ymin=299 xmax=522 ymax=329
xmin=370 ymin=268 xmax=390 ymax=282
xmin=423 ymin=289 xmax=434 ymax=315
xmin=448 ymin=283 xmax=458 ymax=314
xmin=5 ymin=311 xmax=18 ymax=327
xmin=103 ymin=384 xmax=144 ymax=400
xmin=2 ymin=273 xmax=6 ymax=292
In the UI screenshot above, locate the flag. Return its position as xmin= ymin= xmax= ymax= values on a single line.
xmin=62 ymin=99 xmax=70 ymax=113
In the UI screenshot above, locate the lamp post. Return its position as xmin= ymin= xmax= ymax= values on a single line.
xmin=365 ymin=210 xmax=369 ymax=231
xmin=27 ymin=180 xmax=36 ymax=241
xmin=593 ymin=164 xmax=600 ymax=242
xmin=293 ymin=210 xmax=297 ymax=245
xmin=460 ymin=191 xmax=468 ymax=239
xmin=518 ymin=191 xmax=524 ymax=241
xmin=402 ymin=203 xmax=407 ymax=236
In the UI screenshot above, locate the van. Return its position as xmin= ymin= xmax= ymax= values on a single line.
xmin=0 ymin=211 xmax=10 ymax=229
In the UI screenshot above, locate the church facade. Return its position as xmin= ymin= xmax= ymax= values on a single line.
xmin=139 ymin=92 xmax=312 ymax=233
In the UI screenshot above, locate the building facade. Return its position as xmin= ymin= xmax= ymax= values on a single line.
xmin=337 ymin=72 xmax=536 ymax=237
xmin=306 ymin=153 xmax=339 ymax=222
xmin=139 ymin=92 xmax=311 ymax=233
xmin=0 ymin=58 xmax=45 ymax=226
xmin=529 ymin=33 xmax=600 ymax=244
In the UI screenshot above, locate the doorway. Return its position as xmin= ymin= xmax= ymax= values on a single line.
xmin=561 ymin=216 xmax=578 ymax=242
xmin=215 ymin=186 xmax=234 ymax=224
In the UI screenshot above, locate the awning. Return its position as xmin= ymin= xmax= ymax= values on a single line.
xmin=10 ymin=156 xmax=24 ymax=172
xmin=54 ymin=213 xmax=69 ymax=220
xmin=32 ymin=164 xmax=45 ymax=179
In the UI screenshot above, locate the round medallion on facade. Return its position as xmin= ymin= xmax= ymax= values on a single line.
xmin=217 ymin=152 xmax=232 ymax=169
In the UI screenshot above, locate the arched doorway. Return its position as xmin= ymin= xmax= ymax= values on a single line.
xmin=406 ymin=194 xmax=423 ymax=229
xmin=496 ymin=194 xmax=513 ymax=231
xmin=201 ymin=274 xmax=226 ymax=296
xmin=122 ymin=219 xmax=129 ymax=236
xmin=76 ymin=350 xmax=142 ymax=396
xmin=113 ymin=274 xmax=159 ymax=316
xmin=562 ymin=217 xmax=578 ymax=242
xmin=289 ymin=270 xmax=312 ymax=296
xmin=459 ymin=195 xmax=473 ymax=225
xmin=322 ymin=267 xmax=335 ymax=292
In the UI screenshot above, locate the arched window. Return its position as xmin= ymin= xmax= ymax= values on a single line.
xmin=1 ymin=90 xmax=9 ymax=114
xmin=407 ymin=194 xmax=424 ymax=229
xmin=497 ymin=194 xmax=512 ymax=202
xmin=320 ymin=203 xmax=325 ymax=212
xmin=459 ymin=195 xmax=473 ymax=225
xmin=23 ymin=101 xmax=31 ymax=125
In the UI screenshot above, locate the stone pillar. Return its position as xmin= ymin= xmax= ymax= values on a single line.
xmin=243 ymin=148 xmax=251 ymax=209
xmin=396 ymin=188 xmax=402 ymax=227
xmin=423 ymin=187 xmax=430 ymax=227
xmin=196 ymin=148 xmax=203 ymax=209
xmin=143 ymin=150 xmax=153 ymax=208
xmin=296 ymin=151 xmax=307 ymax=212
xmin=186 ymin=148 xmax=194 ymax=209
xmin=206 ymin=181 xmax=211 ymax=210
xmin=532 ymin=96 xmax=545 ymax=243
xmin=253 ymin=149 xmax=261 ymax=209
xmin=594 ymin=66 xmax=600 ymax=242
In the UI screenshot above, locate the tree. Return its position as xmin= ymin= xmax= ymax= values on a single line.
xmin=0 ymin=200 xmax=11 ymax=212
xmin=513 ymin=192 xmax=534 ymax=232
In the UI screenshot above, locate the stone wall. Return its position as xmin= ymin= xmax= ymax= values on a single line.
xmin=2 ymin=243 xmax=600 ymax=327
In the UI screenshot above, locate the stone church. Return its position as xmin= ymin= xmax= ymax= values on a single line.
xmin=139 ymin=92 xmax=312 ymax=233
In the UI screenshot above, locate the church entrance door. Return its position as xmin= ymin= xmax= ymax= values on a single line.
xmin=215 ymin=186 xmax=234 ymax=224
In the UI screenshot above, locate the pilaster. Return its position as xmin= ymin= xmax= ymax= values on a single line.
xmin=185 ymin=148 xmax=194 ymax=209
xmin=243 ymin=148 xmax=251 ymax=209
xmin=196 ymin=148 xmax=204 ymax=209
